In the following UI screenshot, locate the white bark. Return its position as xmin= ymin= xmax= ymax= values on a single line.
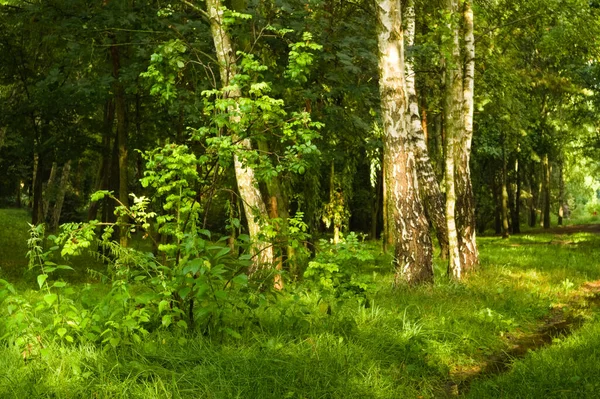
xmin=377 ymin=0 xmax=433 ymax=285
xmin=405 ymin=0 xmax=449 ymax=257
xmin=456 ymin=0 xmax=479 ymax=270
xmin=444 ymin=0 xmax=462 ymax=279
xmin=206 ymin=0 xmax=273 ymax=272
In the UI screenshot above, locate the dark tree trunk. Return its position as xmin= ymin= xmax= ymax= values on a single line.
xmin=529 ymin=161 xmax=538 ymax=228
xmin=111 ymin=42 xmax=130 ymax=247
xmin=32 ymin=154 xmax=44 ymax=225
xmin=542 ymin=153 xmax=551 ymax=229
xmin=89 ymin=100 xmax=115 ymax=221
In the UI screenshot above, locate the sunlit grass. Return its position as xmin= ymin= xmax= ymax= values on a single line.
xmin=1 ymin=208 xmax=600 ymax=398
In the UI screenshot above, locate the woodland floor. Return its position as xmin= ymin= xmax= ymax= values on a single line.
xmin=1 ymin=209 xmax=600 ymax=398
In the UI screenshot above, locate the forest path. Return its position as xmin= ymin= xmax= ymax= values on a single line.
xmin=441 ymin=225 xmax=600 ymax=397
xmin=442 ymin=280 xmax=600 ymax=397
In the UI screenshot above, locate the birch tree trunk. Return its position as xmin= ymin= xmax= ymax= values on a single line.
xmin=205 ymin=0 xmax=273 ymax=273
xmin=455 ymin=0 xmax=478 ymax=271
xmin=444 ymin=0 xmax=463 ymax=279
xmin=377 ymin=0 xmax=433 ymax=285
xmin=405 ymin=0 xmax=449 ymax=259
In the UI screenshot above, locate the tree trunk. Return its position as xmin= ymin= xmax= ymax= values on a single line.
xmin=444 ymin=0 xmax=463 ymax=278
xmin=257 ymin=139 xmax=288 ymax=289
xmin=32 ymin=153 xmax=44 ymax=225
xmin=455 ymin=0 xmax=478 ymax=272
xmin=206 ymin=0 xmax=273 ymax=273
xmin=493 ymin=171 xmax=502 ymax=235
xmin=88 ymin=99 xmax=115 ymax=221
xmin=43 ymin=162 xmax=58 ymax=222
xmin=501 ymin=142 xmax=510 ymax=238
xmin=377 ymin=0 xmax=433 ymax=285
xmin=558 ymin=159 xmax=564 ymax=226
xmin=371 ymin=171 xmax=382 ymax=240
xmin=51 ymin=161 xmax=71 ymax=231
xmin=512 ymin=158 xmax=521 ymax=234
xmin=405 ymin=0 xmax=449 ymax=259
xmin=542 ymin=153 xmax=550 ymax=229
xmin=529 ymin=162 xmax=538 ymax=227
xmin=110 ymin=42 xmax=130 ymax=247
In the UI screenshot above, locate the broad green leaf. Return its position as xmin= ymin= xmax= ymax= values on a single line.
xmin=178 ymin=286 xmax=191 ymax=299
xmin=37 ymin=274 xmax=48 ymax=289
xmin=44 ymin=293 xmax=58 ymax=305
xmin=158 ymin=300 xmax=169 ymax=313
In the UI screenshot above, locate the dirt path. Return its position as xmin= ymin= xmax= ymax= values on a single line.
xmin=440 ymin=280 xmax=600 ymax=397
xmin=439 ymin=225 xmax=600 ymax=397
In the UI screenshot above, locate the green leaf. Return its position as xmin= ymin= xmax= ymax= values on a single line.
xmin=215 ymin=247 xmax=231 ymax=258
xmin=178 ymin=286 xmax=192 ymax=299
xmin=162 ymin=314 xmax=172 ymax=327
xmin=44 ymin=294 xmax=58 ymax=305
xmin=232 ymin=274 xmax=248 ymax=286
xmin=177 ymin=320 xmax=188 ymax=329
xmin=57 ymin=327 xmax=67 ymax=337
xmin=56 ymin=265 xmax=74 ymax=270
xmin=37 ymin=274 xmax=48 ymax=289
xmin=52 ymin=281 xmax=67 ymax=288
xmin=158 ymin=300 xmax=169 ymax=314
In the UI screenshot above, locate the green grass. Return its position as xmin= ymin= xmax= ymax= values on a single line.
xmin=1 ymin=209 xmax=600 ymax=398
xmin=467 ymin=315 xmax=600 ymax=398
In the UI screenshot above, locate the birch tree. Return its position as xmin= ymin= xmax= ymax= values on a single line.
xmin=444 ymin=0 xmax=463 ymax=279
xmin=444 ymin=0 xmax=479 ymax=278
xmin=405 ymin=0 xmax=449 ymax=259
xmin=455 ymin=0 xmax=479 ymax=271
xmin=204 ymin=0 xmax=274 ymax=272
xmin=376 ymin=0 xmax=433 ymax=285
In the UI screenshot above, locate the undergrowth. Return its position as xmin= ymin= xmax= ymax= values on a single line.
xmin=0 ymin=209 xmax=599 ymax=398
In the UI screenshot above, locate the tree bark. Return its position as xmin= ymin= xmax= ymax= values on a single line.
xmin=88 ymin=99 xmax=115 ymax=221
xmin=455 ymin=0 xmax=479 ymax=272
xmin=51 ymin=160 xmax=71 ymax=231
xmin=542 ymin=153 xmax=551 ymax=229
xmin=501 ymin=144 xmax=510 ymax=238
xmin=405 ymin=0 xmax=449 ymax=259
xmin=257 ymin=139 xmax=288 ymax=289
xmin=558 ymin=159 xmax=564 ymax=226
xmin=377 ymin=0 xmax=433 ymax=285
xmin=206 ymin=0 xmax=273 ymax=273
xmin=512 ymin=158 xmax=521 ymax=234
xmin=43 ymin=162 xmax=58 ymax=222
xmin=110 ymin=42 xmax=130 ymax=247
xmin=444 ymin=0 xmax=463 ymax=278
xmin=529 ymin=161 xmax=538 ymax=227
xmin=32 ymin=153 xmax=44 ymax=225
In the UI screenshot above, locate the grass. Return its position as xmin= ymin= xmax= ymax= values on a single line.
xmin=0 ymin=209 xmax=599 ymax=398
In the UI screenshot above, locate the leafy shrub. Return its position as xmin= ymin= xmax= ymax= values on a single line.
xmin=303 ymin=232 xmax=375 ymax=303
